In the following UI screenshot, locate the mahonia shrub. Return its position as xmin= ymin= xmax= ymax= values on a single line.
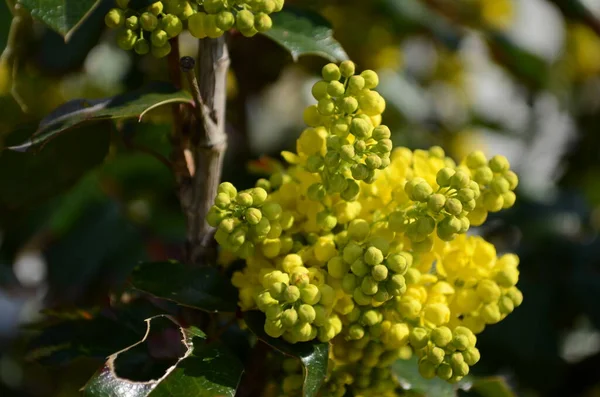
xmin=105 ymin=0 xmax=284 ymax=57
xmin=208 ymin=61 xmax=523 ymax=393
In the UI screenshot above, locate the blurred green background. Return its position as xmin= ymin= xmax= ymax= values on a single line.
xmin=2 ymin=0 xmax=600 ymax=396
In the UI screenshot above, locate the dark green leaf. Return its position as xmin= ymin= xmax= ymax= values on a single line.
xmin=244 ymin=311 xmax=329 ymax=397
xmin=130 ymin=262 xmax=238 ymax=313
xmin=10 ymin=82 xmax=192 ymax=151
xmin=262 ymin=7 xmax=348 ymax=62
xmin=82 ymin=315 xmax=243 ymax=397
xmin=0 ymin=124 xmax=109 ymax=211
xmin=471 ymin=377 xmax=516 ymax=397
xmin=150 ymin=343 xmax=244 ymax=397
xmin=27 ymin=302 xmax=158 ymax=365
xmin=19 ymin=0 xmax=100 ymax=38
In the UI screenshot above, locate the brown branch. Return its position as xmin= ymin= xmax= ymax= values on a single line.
xmin=178 ymin=37 xmax=230 ymax=266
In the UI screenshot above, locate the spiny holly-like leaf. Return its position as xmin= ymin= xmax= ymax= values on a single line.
xmin=262 ymin=7 xmax=348 ymax=62
xmin=10 ymin=82 xmax=192 ymax=151
xmin=129 ymin=261 xmax=238 ymax=313
xmin=0 ymin=124 xmax=109 ymax=211
xmin=19 ymin=0 xmax=100 ymax=39
xmin=82 ymin=315 xmax=243 ymax=397
xmin=244 ymin=311 xmax=329 ymax=397
xmin=471 ymin=377 xmax=516 ymax=397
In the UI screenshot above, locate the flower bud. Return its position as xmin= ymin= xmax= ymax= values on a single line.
xmin=364 ymin=246 xmax=384 ymax=266
xmin=409 ymin=327 xmax=429 ymax=349
xmin=428 ymin=193 xmax=446 ymax=212
xmin=360 ymin=70 xmax=379 ymax=88
xmin=426 ymin=346 xmax=445 ymax=365
xmin=489 ymin=155 xmax=510 ymax=173
xmin=418 ymin=359 xmax=437 ymax=379
xmin=476 ymin=279 xmax=501 ymax=303
xmin=341 ymin=180 xmax=360 ymax=201
xmin=297 ymin=304 xmax=316 ymax=323
xmin=340 ymin=60 xmax=356 ymax=77
xmin=350 ymin=118 xmax=372 ymax=139
xmin=450 ymin=170 xmax=470 ymax=189
xmin=134 ymin=39 xmax=150 ymax=55
xmin=502 ymin=191 xmax=516 ymax=208
xmin=499 ymin=296 xmax=515 ymax=314
xmin=465 ymin=151 xmax=487 ymax=169
xmin=431 ymin=326 xmax=453 ymax=347
xmin=105 ymin=9 xmax=125 ymax=29
xmin=358 ymin=91 xmax=386 ymax=116
xmin=348 ymin=324 xmax=365 ymax=340
xmin=317 ymin=98 xmax=335 ymax=115
xmin=348 ymin=75 xmax=365 ymax=92
xmin=445 ymin=198 xmax=463 ymax=216
xmin=125 ymin=15 xmax=139 ymax=30
xmin=262 ymin=202 xmax=282 ymax=220
xmin=474 ymin=166 xmax=493 ymax=185
xmin=140 ymin=12 xmax=158 ymax=31
xmin=436 ymin=167 xmax=455 ymax=187
xmin=245 ymin=208 xmax=262 ymax=225
xmin=481 ymin=302 xmax=502 ymax=324
xmin=327 ymin=80 xmax=345 ymax=97
xmin=463 ymin=347 xmax=480 ymax=366
xmin=409 ymin=180 xmax=433 ymax=202
xmin=372 ymin=125 xmax=391 ymax=141
xmin=387 ymin=274 xmax=406 ymax=295
xmin=300 ymin=284 xmax=321 ymax=305
xmin=322 ymin=63 xmax=341 ymax=81
xmin=351 ymin=259 xmax=369 ymax=277
xmin=282 ymin=285 xmax=301 ymax=303
xmin=504 ymin=170 xmax=519 ymax=189
xmin=386 ymin=254 xmax=408 ymax=274
xmin=254 ymin=12 xmax=272 ymax=32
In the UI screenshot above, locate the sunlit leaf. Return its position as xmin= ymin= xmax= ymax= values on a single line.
xmin=262 ymin=7 xmax=348 ymax=62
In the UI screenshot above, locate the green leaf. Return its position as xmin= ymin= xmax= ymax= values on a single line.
xmin=244 ymin=311 xmax=329 ymax=397
xmin=27 ymin=300 xmax=166 ymax=365
xmin=392 ymin=357 xmax=465 ymax=397
xmin=0 ymin=124 xmax=109 ymax=211
xmin=262 ymin=7 xmax=348 ymax=62
xmin=10 ymin=82 xmax=192 ymax=151
xmin=19 ymin=0 xmax=100 ymax=38
xmin=129 ymin=261 xmax=238 ymax=313
xmin=471 ymin=377 xmax=516 ymax=397
xmin=82 ymin=315 xmax=244 ymax=397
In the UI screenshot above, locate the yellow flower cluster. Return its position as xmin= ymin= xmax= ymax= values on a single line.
xmin=209 ymin=62 xmax=522 ymax=390
xmin=105 ymin=0 xmax=283 ymax=57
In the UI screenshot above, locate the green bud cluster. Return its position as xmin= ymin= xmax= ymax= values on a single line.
xmin=332 ymin=240 xmax=412 ymax=306
xmin=410 ymin=326 xmax=480 ymax=383
xmin=105 ymin=1 xmax=188 ymax=57
xmin=388 ymin=165 xmax=481 ymax=247
xmin=188 ymin=0 xmax=283 ymax=39
xmin=207 ymin=182 xmax=296 ymax=259
xmin=323 ymin=336 xmax=404 ymax=396
xmin=106 ymin=0 xmax=284 ymax=56
xmin=302 ymin=61 xmax=391 ymax=201
xmin=462 ymin=151 xmax=518 ymax=226
xmin=253 ymin=264 xmax=343 ymax=343
xmin=216 ymin=62 xmax=523 ymax=389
